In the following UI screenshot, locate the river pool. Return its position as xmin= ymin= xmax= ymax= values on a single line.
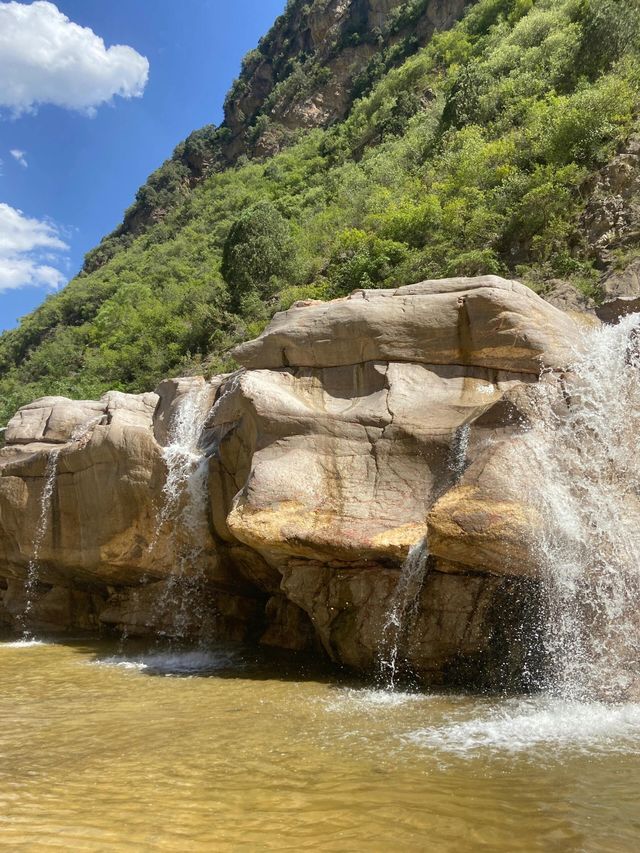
xmin=1 ymin=638 xmax=639 ymax=851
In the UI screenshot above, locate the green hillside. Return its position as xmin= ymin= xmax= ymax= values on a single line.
xmin=1 ymin=0 xmax=639 ymax=425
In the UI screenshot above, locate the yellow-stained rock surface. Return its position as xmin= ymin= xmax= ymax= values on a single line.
xmin=0 ymin=276 xmax=587 ymax=685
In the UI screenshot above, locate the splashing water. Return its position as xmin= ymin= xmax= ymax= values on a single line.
xmin=93 ymin=647 xmax=238 ymax=676
xmin=523 ymin=314 xmax=640 ymax=701
xmin=1 ymin=638 xmax=48 ymax=649
xmin=153 ymin=382 xmax=214 ymax=640
xmin=406 ymin=695 xmax=640 ymax=757
xmin=21 ymin=448 xmax=61 ymax=637
xmin=378 ymin=540 xmax=429 ymax=689
xmin=378 ymin=423 xmax=471 ymax=689
xmin=448 ymin=422 xmax=470 ymax=482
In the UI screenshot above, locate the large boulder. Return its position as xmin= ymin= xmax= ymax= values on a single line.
xmin=0 ymin=387 xmax=258 ymax=640
xmin=201 ymin=277 xmax=584 ymax=678
xmin=211 ymin=362 xmax=534 ymax=565
xmin=5 ymin=397 xmax=106 ymax=445
xmin=233 ymin=276 xmax=580 ymax=373
xmin=0 ymin=276 xmax=591 ymax=688
xmin=0 ymin=392 xmax=169 ymax=586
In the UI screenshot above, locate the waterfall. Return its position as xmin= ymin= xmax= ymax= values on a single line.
xmin=522 ymin=314 xmax=640 ymax=701
xmin=378 ymin=422 xmax=473 ymax=688
xmin=378 ymin=540 xmax=429 ymax=689
xmin=21 ymin=448 xmax=60 ymax=637
xmin=153 ymin=382 xmax=213 ymax=640
xmin=378 ymin=423 xmax=474 ymax=688
xmin=448 ymin=422 xmax=470 ymax=481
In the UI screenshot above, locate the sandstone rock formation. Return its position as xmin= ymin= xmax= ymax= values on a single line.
xmin=0 ymin=382 xmax=269 ymax=639
xmin=0 ymin=276 xmax=589 ymax=688
xmin=0 ymin=391 xmax=164 ymax=586
xmin=580 ymin=135 xmax=640 ymax=324
xmin=234 ymin=276 xmax=579 ymax=372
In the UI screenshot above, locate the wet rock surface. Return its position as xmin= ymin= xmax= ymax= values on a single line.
xmin=0 ymin=276 xmax=592 ymax=687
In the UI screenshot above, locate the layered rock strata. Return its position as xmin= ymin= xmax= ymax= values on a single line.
xmin=0 ymin=276 xmax=587 ymax=686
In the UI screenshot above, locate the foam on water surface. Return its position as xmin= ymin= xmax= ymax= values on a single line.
xmin=405 ymin=696 xmax=640 ymax=757
xmin=324 ymin=686 xmax=434 ymax=713
xmin=0 ymin=638 xmax=49 ymax=648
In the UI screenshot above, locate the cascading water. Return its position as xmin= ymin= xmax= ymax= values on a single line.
xmin=448 ymin=422 xmax=470 ymax=481
xmin=521 ymin=314 xmax=640 ymax=701
xmin=378 ymin=540 xmax=429 ymax=689
xmin=21 ymin=448 xmax=60 ymax=637
xmin=153 ymin=382 xmax=214 ymax=640
xmin=378 ymin=422 xmax=472 ymax=689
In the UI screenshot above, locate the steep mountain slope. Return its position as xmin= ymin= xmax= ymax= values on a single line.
xmin=83 ymin=0 xmax=470 ymax=273
xmin=1 ymin=0 xmax=639 ymax=427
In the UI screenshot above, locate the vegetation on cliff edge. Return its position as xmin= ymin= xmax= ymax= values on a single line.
xmin=0 ymin=0 xmax=639 ymax=425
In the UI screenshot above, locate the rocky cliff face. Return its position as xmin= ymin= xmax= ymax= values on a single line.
xmin=584 ymin=136 xmax=640 ymax=322
xmin=0 ymin=275 xmax=601 ymax=690
xmin=85 ymin=0 xmax=471 ymax=266
xmin=223 ymin=0 xmax=468 ymax=159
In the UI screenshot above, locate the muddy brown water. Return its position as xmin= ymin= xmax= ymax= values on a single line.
xmin=1 ymin=638 xmax=639 ymax=851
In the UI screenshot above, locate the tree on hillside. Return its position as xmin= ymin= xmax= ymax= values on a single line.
xmin=221 ymin=201 xmax=293 ymax=310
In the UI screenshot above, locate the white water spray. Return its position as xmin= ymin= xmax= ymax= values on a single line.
xmin=379 ymin=422 xmax=472 ymax=688
xmin=153 ymin=382 xmax=214 ymax=639
xmin=522 ymin=314 xmax=640 ymax=700
xmin=21 ymin=448 xmax=60 ymax=636
xmin=379 ymin=540 xmax=429 ymax=689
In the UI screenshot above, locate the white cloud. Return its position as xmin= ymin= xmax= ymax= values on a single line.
xmin=0 ymin=202 xmax=68 ymax=291
xmin=0 ymin=1 xmax=149 ymax=116
xmin=10 ymin=148 xmax=27 ymax=167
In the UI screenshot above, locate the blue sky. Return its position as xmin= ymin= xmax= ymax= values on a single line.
xmin=0 ymin=0 xmax=286 ymax=331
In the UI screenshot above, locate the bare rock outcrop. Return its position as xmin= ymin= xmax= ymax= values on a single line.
xmin=0 ymin=389 xmax=259 ymax=639
xmin=579 ymin=136 xmax=640 ymax=324
xmin=0 ymin=392 xmax=178 ymax=585
xmin=0 ymin=276 xmax=590 ymax=688
xmin=596 ymin=259 xmax=640 ymax=323
xmin=200 ymin=277 xmax=582 ymax=679
xmin=0 ymin=392 xmax=164 ymax=585
xmin=223 ymin=0 xmax=469 ymax=161
xmin=234 ymin=277 xmax=579 ymax=373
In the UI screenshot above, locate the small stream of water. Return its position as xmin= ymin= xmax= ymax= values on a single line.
xmin=20 ymin=448 xmax=60 ymax=637
xmin=154 ymin=382 xmax=214 ymax=640
xmin=378 ymin=540 xmax=429 ymax=689
xmin=379 ymin=421 xmax=471 ymax=688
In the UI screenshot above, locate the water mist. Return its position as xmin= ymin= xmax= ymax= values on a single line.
xmin=153 ymin=382 xmax=214 ymax=641
xmin=522 ymin=314 xmax=640 ymax=701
